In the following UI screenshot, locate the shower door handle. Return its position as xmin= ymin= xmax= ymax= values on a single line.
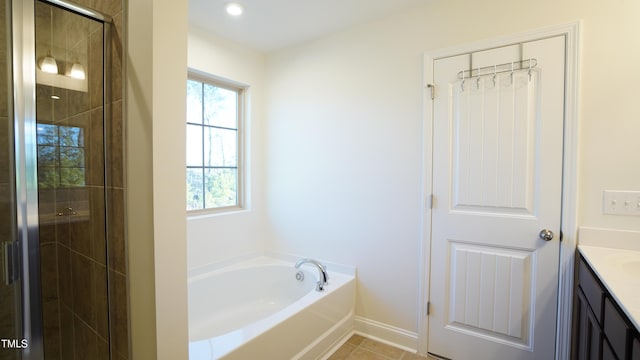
xmin=3 ymin=241 xmax=19 ymax=285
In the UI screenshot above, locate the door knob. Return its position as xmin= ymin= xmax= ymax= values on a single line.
xmin=539 ymin=229 xmax=554 ymax=241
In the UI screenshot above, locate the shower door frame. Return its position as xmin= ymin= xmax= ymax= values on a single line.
xmin=10 ymin=0 xmax=112 ymax=359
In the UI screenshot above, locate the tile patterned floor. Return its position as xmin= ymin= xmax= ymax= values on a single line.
xmin=328 ymin=334 xmax=437 ymax=360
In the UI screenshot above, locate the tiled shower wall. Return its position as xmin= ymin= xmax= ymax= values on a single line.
xmin=93 ymin=1 xmax=128 ymax=357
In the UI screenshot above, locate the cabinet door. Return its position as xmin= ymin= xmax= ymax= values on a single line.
xmin=573 ymin=288 xmax=602 ymax=360
xmin=578 ymin=256 xmax=605 ymax=323
xmin=632 ymin=336 xmax=639 ymax=360
xmin=602 ymin=339 xmax=617 ymax=360
xmin=604 ymin=298 xmax=628 ymax=359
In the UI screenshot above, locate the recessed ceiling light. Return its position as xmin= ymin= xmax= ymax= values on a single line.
xmin=225 ymin=2 xmax=244 ymax=16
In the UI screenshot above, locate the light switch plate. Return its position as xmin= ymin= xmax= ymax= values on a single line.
xmin=603 ymin=190 xmax=640 ymax=216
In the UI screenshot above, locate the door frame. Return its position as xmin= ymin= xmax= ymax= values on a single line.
xmin=12 ymin=1 xmax=45 ymax=357
xmin=418 ymin=21 xmax=581 ymax=359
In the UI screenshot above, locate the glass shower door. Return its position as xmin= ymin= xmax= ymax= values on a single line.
xmin=34 ymin=1 xmax=110 ymax=359
xmin=4 ymin=0 xmax=114 ymax=358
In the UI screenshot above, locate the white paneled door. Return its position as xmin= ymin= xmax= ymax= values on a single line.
xmin=428 ymin=36 xmax=566 ymax=360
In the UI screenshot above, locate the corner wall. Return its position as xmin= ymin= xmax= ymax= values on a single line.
xmin=126 ymin=0 xmax=189 ymax=359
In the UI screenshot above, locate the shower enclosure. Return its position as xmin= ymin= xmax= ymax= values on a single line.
xmin=1 ymin=0 xmax=126 ymax=359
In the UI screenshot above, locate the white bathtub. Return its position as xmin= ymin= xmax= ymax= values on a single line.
xmin=188 ymin=257 xmax=356 ymax=360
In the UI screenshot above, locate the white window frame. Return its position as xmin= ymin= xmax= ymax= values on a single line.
xmin=186 ymin=71 xmax=246 ymax=215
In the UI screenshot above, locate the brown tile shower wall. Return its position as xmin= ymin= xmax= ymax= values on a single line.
xmin=34 ymin=0 xmax=127 ymax=359
xmin=103 ymin=1 xmax=126 ymax=356
xmin=96 ymin=0 xmax=127 ymax=358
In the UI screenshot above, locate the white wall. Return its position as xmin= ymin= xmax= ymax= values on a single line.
xmin=186 ymin=27 xmax=268 ymax=271
xmin=265 ymin=33 xmax=424 ymax=333
xmin=127 ymin=0 xmax=188 ymax=359
xmin=265 ymin=0 xmax=640 ymax=339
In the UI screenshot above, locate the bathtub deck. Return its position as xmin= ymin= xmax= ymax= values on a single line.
xmin=329 ymin=335 xmax=436 ymax=360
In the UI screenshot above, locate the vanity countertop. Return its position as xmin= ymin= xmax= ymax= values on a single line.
xmin=578 ymin=245 xmax=640 ymax=332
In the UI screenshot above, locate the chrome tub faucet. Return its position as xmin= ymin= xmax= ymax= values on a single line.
xmin=294 ymin=258 xmax=329 ymax=291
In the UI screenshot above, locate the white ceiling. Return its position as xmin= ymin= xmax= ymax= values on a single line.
xmin=188 ymin=0 xmax=429 ymax=52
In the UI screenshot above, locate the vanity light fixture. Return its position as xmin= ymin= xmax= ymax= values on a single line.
xmin=38 ymin=52 xmax=58 ymax=74
xmin=225 ymin=2 xmax=244 ymax=16
xmin=36 ymin=54 xmax=88 ymax=93
xmin=67 ymin=62 xmax=86 ymax=80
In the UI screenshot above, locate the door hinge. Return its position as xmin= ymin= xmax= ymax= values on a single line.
xmin=426 ymin=84 xmax=435 ymax=100
xmin=4 ymin=241 xmax=19 ymax=285
xmin=425 ymin=301 xmax=431 ymax=316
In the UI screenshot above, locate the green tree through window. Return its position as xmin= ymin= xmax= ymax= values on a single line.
xmin=36 ymin=123 xmax=86 ymax=188
xmin=186 ymin=76 xmax=243 ymax=211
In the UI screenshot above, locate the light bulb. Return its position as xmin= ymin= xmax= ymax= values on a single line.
xmin=39 ymin=55 xmax=58 ymax=74
xmin=68 ymin=63 xmax=86 ymax=80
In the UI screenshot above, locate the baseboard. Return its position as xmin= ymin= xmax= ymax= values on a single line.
xmin=294 ymin=310 xmax=355 ymax=360
xmin=354 ymin=316 xmax=419 ymax=353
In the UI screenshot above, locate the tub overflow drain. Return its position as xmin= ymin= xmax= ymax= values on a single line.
xmin=295 ymin=271 xmax=304 ymax=281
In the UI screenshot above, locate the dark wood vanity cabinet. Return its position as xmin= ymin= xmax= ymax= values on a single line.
xmin=574 ymin=286 xmax=603 ymax=360
xmin=573 ymin=255 xmax=604 ymax=360
xmin=572 ymin=253 xmax=640 ymax=360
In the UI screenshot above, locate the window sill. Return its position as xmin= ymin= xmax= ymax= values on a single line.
xmin=187 ymin=206 xmax=248 ymax=220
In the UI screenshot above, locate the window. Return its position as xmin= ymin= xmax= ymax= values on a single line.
xmin=36 ymin=123 xmax=86 ymax=188
xmin=186 ymin=74 xmax=244 ymax=212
